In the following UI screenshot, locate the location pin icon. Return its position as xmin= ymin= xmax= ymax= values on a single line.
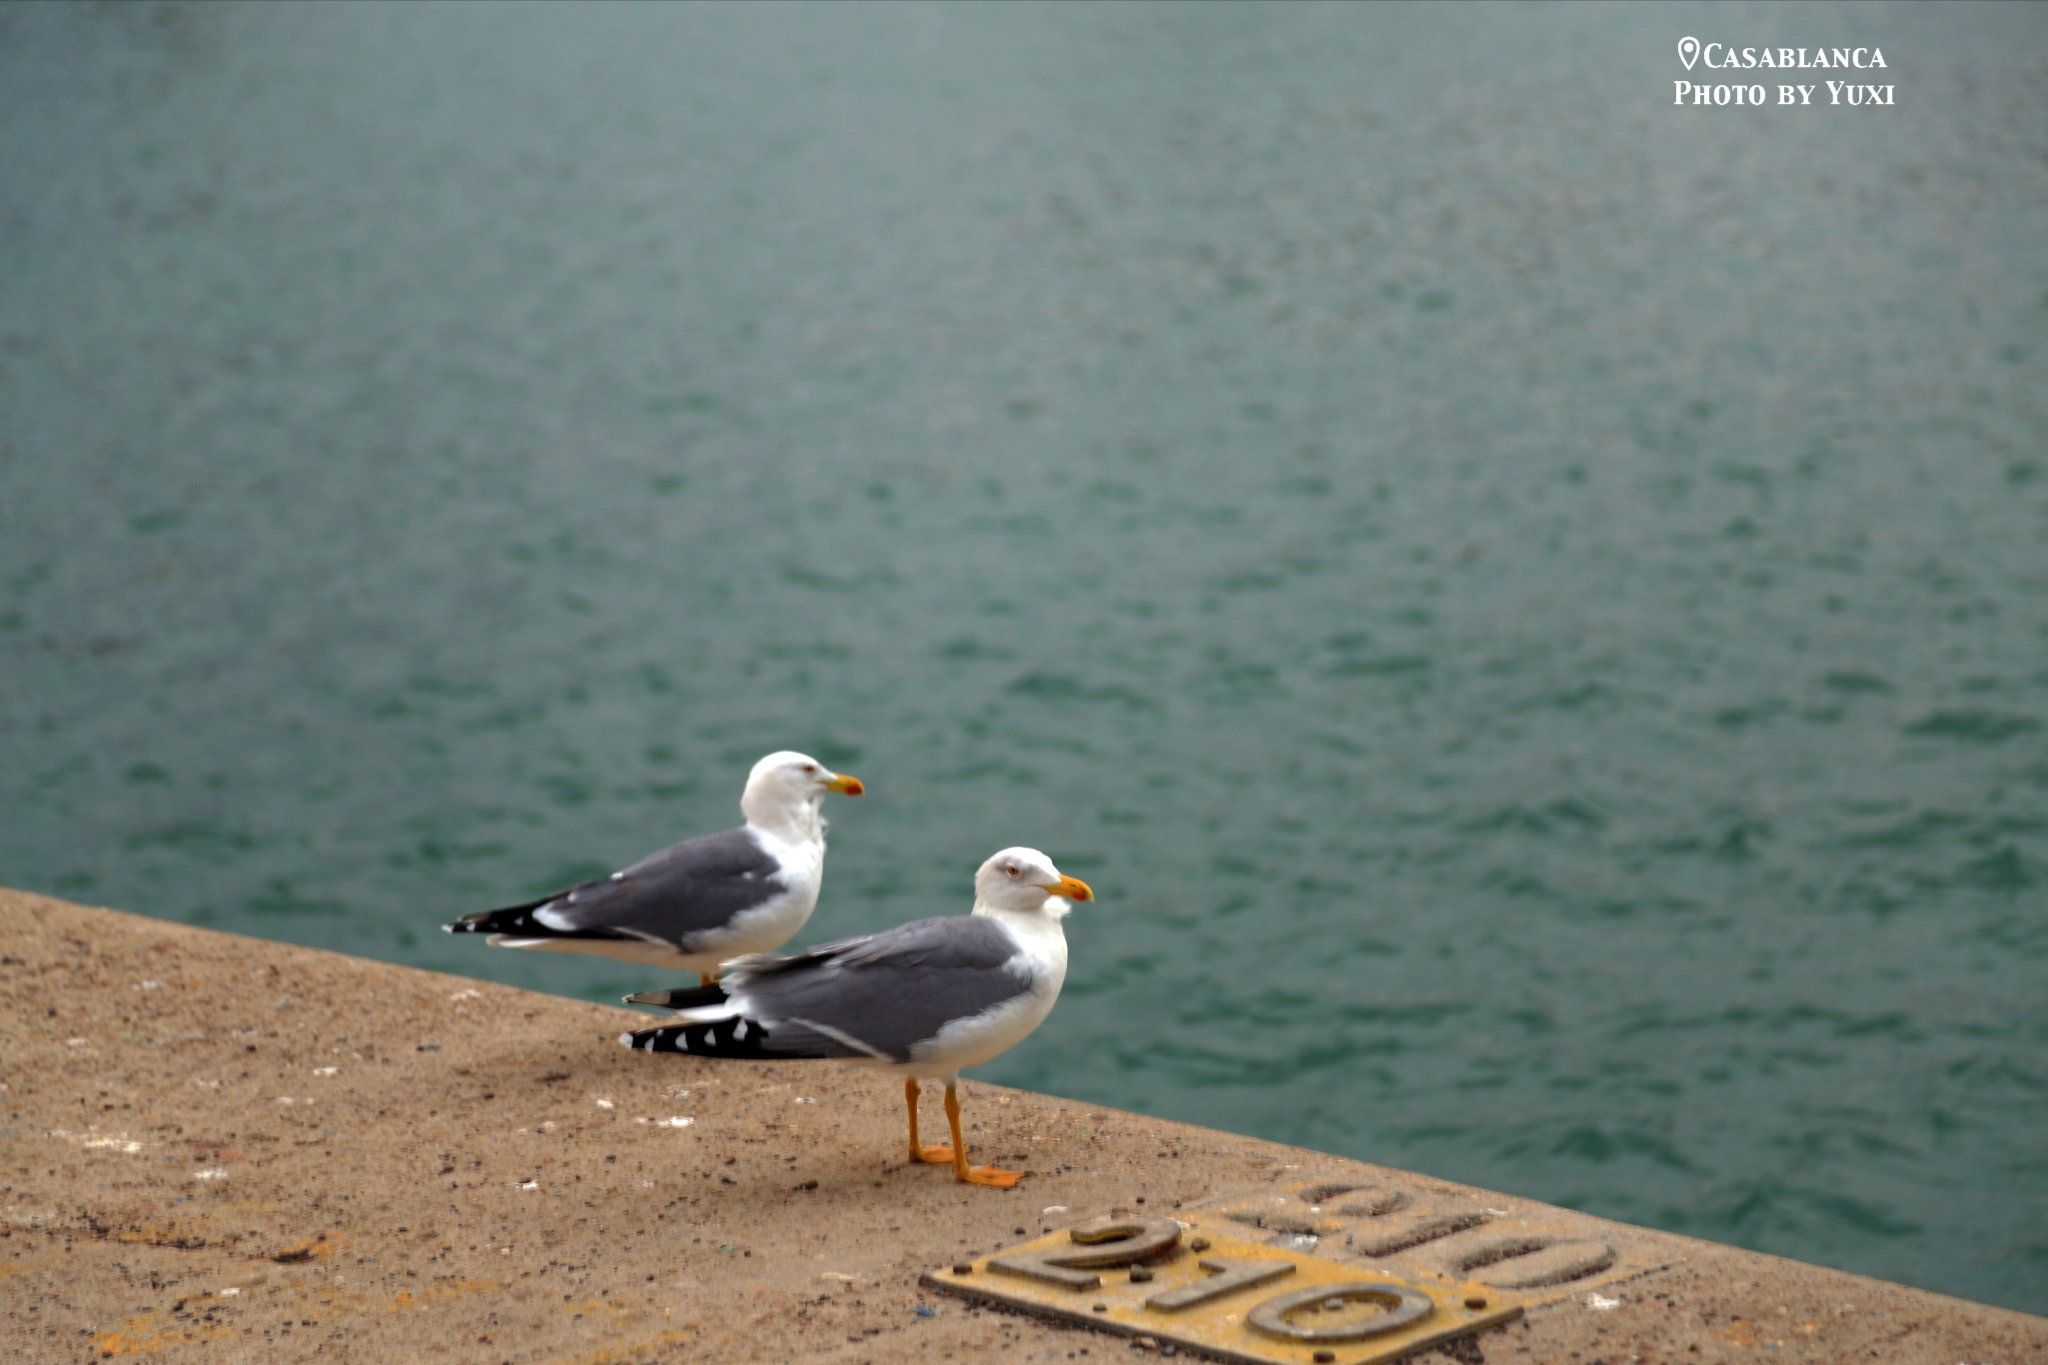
xmin=1677 ymin=36 xmax=1700 ymax=70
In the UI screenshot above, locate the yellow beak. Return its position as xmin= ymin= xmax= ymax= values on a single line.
xmin=1040 ymin=874 xmax=1094 ymax=903
xmin=823 ymin=773 xmax=864 ymax=796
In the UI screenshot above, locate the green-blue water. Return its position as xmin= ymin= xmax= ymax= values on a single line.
xmin=4 ymin=0 xmax=2044 ymax=1313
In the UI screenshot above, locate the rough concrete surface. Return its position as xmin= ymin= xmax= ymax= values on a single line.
xmin=3 ymin=888 xmax=2042 ymax=1363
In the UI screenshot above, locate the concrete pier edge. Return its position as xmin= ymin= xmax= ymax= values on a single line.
xmin=3 ymin=886 xmax=2041 ymax=1363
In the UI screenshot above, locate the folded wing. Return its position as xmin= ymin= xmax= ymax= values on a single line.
xmin=622 ymin=916 xmax=1035 ymax=1062
xmin=447 ymin=827 xmax=785 ymax=951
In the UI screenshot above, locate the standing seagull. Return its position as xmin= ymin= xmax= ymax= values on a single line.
xmin=443 ymin=751 xmax=862 ymax=982
xmin=620 ymin=847 xmax=1093 ymax=1188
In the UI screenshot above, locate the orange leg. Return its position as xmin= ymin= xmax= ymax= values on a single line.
xmin=906 ymin=1078 xmax=954 ymax=1165
xmin=944 ymin=1081 xmax=1024 ymax=1188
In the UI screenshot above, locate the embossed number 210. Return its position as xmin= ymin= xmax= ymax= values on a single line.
xmin=988 ymin=1219 xmax=1436 ymax=1345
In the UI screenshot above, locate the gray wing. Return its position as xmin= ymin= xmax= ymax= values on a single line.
xmin=727 ymin=916 xmax=1033 ymax=1063
xmin=521 ymin=827 xmax=787 ymax=948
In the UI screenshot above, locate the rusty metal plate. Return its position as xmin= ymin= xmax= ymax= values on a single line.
xmin=1198 ymin=1178 xmax=1664 ymax=1307
xmin=923 ymin=1214 xmax=1522 ymax=1365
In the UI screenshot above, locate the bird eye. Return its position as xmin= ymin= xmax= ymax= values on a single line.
xmin=802 ymin=764 xmax=817 ymax=773
xmin=1005 ymin=865 xmax=1019 ymax=877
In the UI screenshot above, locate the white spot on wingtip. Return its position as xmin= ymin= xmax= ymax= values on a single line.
xmin=617 ymin=1033 xmax=635 ymax=1047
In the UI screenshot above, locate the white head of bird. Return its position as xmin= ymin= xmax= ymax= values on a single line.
xmin=972 ymin=846 xmax=1095 ymax=921
xmin=740 ymin=751 xmax=863 ymax=842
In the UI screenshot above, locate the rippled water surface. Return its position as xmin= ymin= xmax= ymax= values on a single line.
xmin=4 ymin=1 xmax=2045 ymax=1312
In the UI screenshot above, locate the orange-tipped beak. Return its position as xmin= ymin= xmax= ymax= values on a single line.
xmin=824 ymin=774 xmax=864 ymax=796
xmin=1042 ymin=874 xmax=1094 ymax=903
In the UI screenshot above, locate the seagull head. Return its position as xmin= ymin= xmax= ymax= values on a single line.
xmin=973 ymin=846 xmax=1094 ymax=919
xmin=742 ymin=750 xmax=863 ymax=830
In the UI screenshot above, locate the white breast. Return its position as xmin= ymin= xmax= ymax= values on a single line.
xmin=688 ymin=826 xmax=823 ymax=959
xmin=905 ymin=906 xmax=1069 ymax=1079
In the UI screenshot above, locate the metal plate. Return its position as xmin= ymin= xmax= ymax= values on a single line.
xmin=924 ymin=1215 xmax=1522 ymax=1365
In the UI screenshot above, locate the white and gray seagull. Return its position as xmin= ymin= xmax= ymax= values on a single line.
xmin=442 ymin=751 xmax=863 ymax=983
xmin=620 ymin=846 xmax=1094 ymax=1188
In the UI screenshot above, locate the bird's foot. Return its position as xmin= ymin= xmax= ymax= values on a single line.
xmin=914 ymin=1145 xmax=956 ymax=1165
xmin=957 ymin=1164 xmax=1026 ymax=1189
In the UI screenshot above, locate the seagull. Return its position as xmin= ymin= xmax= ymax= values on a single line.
xmin=442 ymin=751 xmax=862 ymax=982
xmin=620 ymin=846 xmax=1093 ymax=1188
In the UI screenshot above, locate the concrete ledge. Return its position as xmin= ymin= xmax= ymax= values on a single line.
xmin=3 ymin=887 xmax=2041 ymax=1363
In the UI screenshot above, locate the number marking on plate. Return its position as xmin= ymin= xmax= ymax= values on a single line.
xmin=925 ymin=1216 xmax=1524 ymax=1365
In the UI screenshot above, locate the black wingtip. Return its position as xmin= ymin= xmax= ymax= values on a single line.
xmin=624 ymin=988 xmax=691 ymax=1007
xmin=624 ymin=982 xmax=727 ymax=1011
xmin=622 ymin=1024 xmax=692 ymax=1054
xmin=620 ymin=1015 xmax=779 ymax=1059
xmin=442 ymin=903 xmax=576 ymax=940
